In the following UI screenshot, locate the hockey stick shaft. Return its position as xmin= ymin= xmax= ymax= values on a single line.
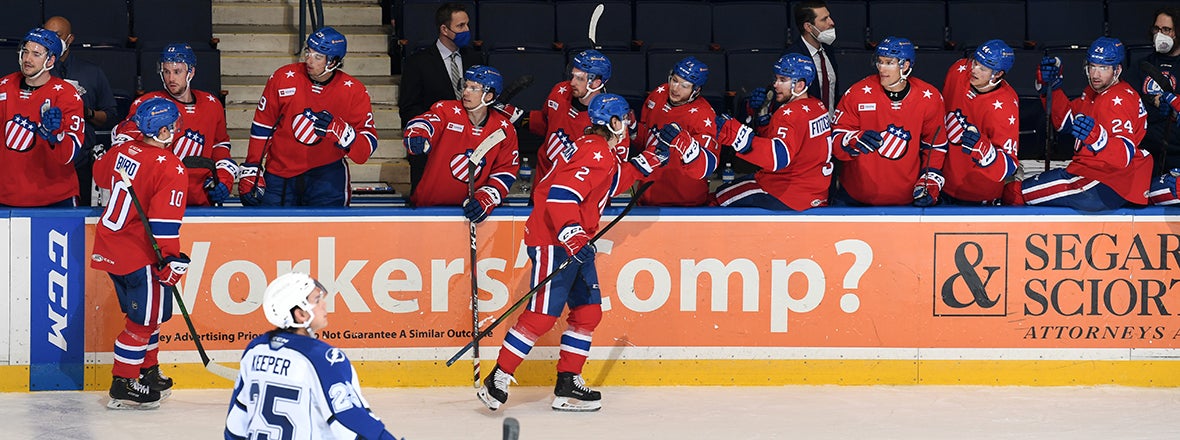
xmin=1044 ymin=49 xmax=1053 ymax=170
xmin=467 ymin=160 xmax=481 ymax=388
xmin=498 ymin=75 xmax=534 ymax=105
xmin=446 ymin=181 xmax=654 ymax=366
xmin=1140 ymin=61 xmax=1175 ymax=94
xmin=117 ymin=169 xmax=238 ymax=381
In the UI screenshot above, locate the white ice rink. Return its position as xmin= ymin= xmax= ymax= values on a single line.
xmin=5 ymin=385 xmax=1178 ymax=439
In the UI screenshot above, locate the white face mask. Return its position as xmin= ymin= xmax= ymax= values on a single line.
xmin=812 ymin=26 xmax=836 ymax=45
xmin=1155 ymin=32 xmax=1175 ymax=54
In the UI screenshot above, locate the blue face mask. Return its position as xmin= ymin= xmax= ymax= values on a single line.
xmin=452 ymin=29 xmax=472 ymax=47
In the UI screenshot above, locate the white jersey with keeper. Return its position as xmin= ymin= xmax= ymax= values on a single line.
xmin=225 ymin=331 xmax=397 ymax=440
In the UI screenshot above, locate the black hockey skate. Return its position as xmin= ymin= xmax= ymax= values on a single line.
xmin=477 ymin=364 xmax=516 ymax=411
xmin=108 ymin=376 xmax=161 ymax=410
xmin=139 ymin=365 xmax=173 ymax=400
xmin=552 ymin=372 xmax=601 ymax=412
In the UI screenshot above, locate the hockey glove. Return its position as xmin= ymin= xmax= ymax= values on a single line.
xmin=312 ymin=110 xmax=356 ymax=151
xmin=912 ymin=168 xmax=945 ymax=207
xmin=462 ymin=186 xmax=500 ymax=224
xmin=959 ymin=125 xmax=997 ymax=167
xmin=629 ymin=140 xmax=670 ymax=177
xmin=154 ymin=253 xmax=190 ymax=287
xmin=404 ymin=136 xmax=431 ymax=155
xmin=1069 ymin=113 xmax=1105 ymax=148
xmin=716 ymin=114 xmax=755 ymax=154
xmin=842 ymin=130 xmax=882 ymax=157
xmin=744 ymin=87 xmax=771 ymax=127
xmin=558 ymin=224 xmax=596 ymax=264
xmin=1035 ymin=56 xmax=1063 ymax=95
xmin=655 ymin=123 xmax=702 ymax=163
xmin=37 ymin=106 xmax=63 ymax=144
xmin=491 ymin=102 xmax=527 ymax=128
xmin=944 ymin=109 xmax=969 ymax=145
xmin=205 ymin=177 xmax=230 ymax=204
xmin=238 ymin=163 xmax=266 ymax=206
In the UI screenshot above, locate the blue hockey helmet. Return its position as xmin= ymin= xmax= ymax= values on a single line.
xmin=133 ymin=97 xmax=181 ymax=136
xmin=159 ymin=43 xmax=197 ymax=68
xmin=571 ymin=49 xmax=612 ymax=83
xmin=1086 ymin=36 xmax=1124 ymax=66
xmin=306 ymin=26 xmax=347 ymax=61
xmin=773 ymin=53 xmax=817 ymax=87
xmin=21 ymin=27 xmax=64 ymax=59
xmin=973 ymin=39 xmax=1015 ymax=73
xmin=588 ymin=93 xmax=631 ymax=127
xmin=875 ymin=36 xmax=915 ymax=65
xmin=671 ymin=56 xmax=709 ymax=88
xmin=464 ymin=65 xmax=504 ymax=95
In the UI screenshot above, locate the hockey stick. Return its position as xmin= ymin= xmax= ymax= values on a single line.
xmin=466 ymin=128 xmax=507 ymax=388
xmin=503 ymin=417 xmax=520 ymax=440
xmin=489 ymin=75 xmax=535 ymax=118
xmin=182 ymin=156 xmax=224 ymax=206
xmin=445 ymin=180 xmax=654 ymax=366
xmin=1043 ymin=49 xmax=1054 ymax=170
xmin=116 ymin=168 xmax=239 ymax=381
xmin=588 ymin=4 xmax=605 ymax=45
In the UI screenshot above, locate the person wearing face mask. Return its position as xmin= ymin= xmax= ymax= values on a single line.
xmin=1003 ymin=37 xmax=1152 ymax=211
xmin=786 ymin=1 xmax=839 ymax=115
xmin=403 ymin=65 xmax=520 ymax=219
xmin=632 ymin=56 xmax=720 ymax=206
xmin=239 ymin=26 xmax=379 ymax=207
xmin=91 ymin=98 xmax=189 ymax=409
xmin=111 ymin=43 xmax=237 ymax=207
xmin=0 ymin=27 xmax=86 ymax=207
xmin=713 ymin=53 xmax=834 ymax=211
xmin=831 ymin=36 xmax=949 ymax=207
xmin=399 ymin=2 xmax=485 ymax=200
xmin=938 ymin=39 xmax=1020 ymax=205
xmin=1128 ymin=7 xmax=1180 ymax=175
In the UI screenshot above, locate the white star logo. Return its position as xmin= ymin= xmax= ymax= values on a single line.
xmin=922 ymin=89 xmax=933 ymax=99
xmin=207 ymin=94 xmax=216 ymax=102
xmin=992 ymin=100 xmax=1004 ymax=109
xmin=592 ymin=151 xmax=603 ymax=161
xmin=176 ymin=164 xmax=186 ymax=174
xmin=500 ymin=120 xmax=508 ymax=128
xmin=156 ymin=155 xmax=167 ymax=163
xmin=452 ymin=106 xmax=461 ymax=114
xmin=1112 ymin=96 xmax=1123 ymax=106
xmin=285 ymin=71 xmax=295 ymax=78
xmin=53 ymin=84 xmax=63 ymax=91
xmin=74 ymin=93 xmax=81 ymax=101
xmin=433 ymin=101 xmax=444 ymax=109
xmin=0 ymin=78 xmax=7 ymax=85
xmin=802 ymin=105 xmax=811 ymax=112
xmin=656 ymin=85 xmax=666 ymax=93
xmin=785 ymin=108 xmax=793 ymax=116
xmin=703 ymin=117 xmax=712 ymax=127
xmin=1008 ymin=115 xmax=1016 ymax=125
xmin=344 ymin=80 xmax=354 ymax=87
xmin=133 ymin=98 xmax=143 ymax=105
xmin=558 ymin=86 xmax=568 ymax=94
xmin=689 ymin=107 xmax=698 ymax=113
xmin=862 ymin=85 xmax=873 ymax=94
xmin=957 ymin=64 xmax=967 ymax=72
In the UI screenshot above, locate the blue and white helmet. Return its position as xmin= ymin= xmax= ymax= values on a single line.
xmin=671 ymin=56 xmax=709 ymax=88
xmin=133 ymin=97 xmax=180 ymax=137
xmin=875 ymin=36 xmax=915 ymax=66
xmin=773 ymin=53 xmax=817 ymax=87
xmin=464 ymin=65 xmax=504 ymax=95
xmin=571 ymin=49 xmax=612 ymax=83
xmin=974 ymin=39 xmax=1014 ymax=73
xmin=1087 ymin=36 xmax=1124 ymax=66
xmin=159 ymin=43 xmax=196 ymax=68
xmin=307 ymin=26 xmax=347 ymax=61
xmin=588 ymin=93 xmax=630 ymax=127
xmin=21 ymin=27 xmax=63 ymax=60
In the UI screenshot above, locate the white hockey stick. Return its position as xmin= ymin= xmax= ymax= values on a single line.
xmin=588 ymin=4 xmax=604 ymax=45
xmin=466 ymin=127 xmax=507 ymax=388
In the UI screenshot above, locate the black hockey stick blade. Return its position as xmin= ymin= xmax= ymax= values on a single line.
xmin=1140 ymin=60 xmax=1175 ymax=94
xmin=182 ymin=156 xmax=219 ymax=191
xmin=446 ymin=181 xmax=655 ymax=366
xmin=498 ymin=75 xmax=534 ymax=104
xmin=503 ymin=417 xmax=520 ymax=440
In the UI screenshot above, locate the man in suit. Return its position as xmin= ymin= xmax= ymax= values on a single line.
xmin=398 ymin=2 xmax=485 ymax=200
xmin=786 ymin=1 xmax=839 ymax=114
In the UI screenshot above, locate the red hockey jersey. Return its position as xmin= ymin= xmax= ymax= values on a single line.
xmin=91 ymin=140 xmax=187 ymax=275
xmin=1047 ymin=81 xmax=1151 ymax=204
xmin=528 ymin=81 xmax=629 ymax=182
xmin=405 ymin=100 xmax=520 ymax=206
xmin=832 ymin=76 xmax=948 ymax=205
xmin=635 ymin=85 xmax=719 ymax=206
xmin=247 ymin=63 xmax=377 ymax=177
xmin=0 ymin=73 xmax=84 ymax=206
xmin=941 ymin=59 xmax=1021 ymax=202
xmin=743 ymin=96 xmax=834 ymax=210
xmin=113 ymin=90 xmax=233 ymax=206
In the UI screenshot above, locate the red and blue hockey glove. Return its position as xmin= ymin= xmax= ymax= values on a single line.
xmin=491 ymin=102 xmax=527 ymax=128
xmin=312 ymin=110 xmax=356 ymax=151
xmin=559 ymin=224 xmax=596 ymax=263
xmin=1165 ymin=168 xmax=1180 ymax=199
xmin=238 ymin=163 xmax=266 ymax=206
xmin=716 ymin=114 xmax=754 ymax=154
xmin=1069 ymin=113 xmax=1104 ymax=148
xmin=743 ymin=87 xmax=771 ymax=127
xmin=959 ymin=125 xmax=996 ymax=167
xmin=154 ymin=253 xmax=190 ymax=287
xmin=912 ymin=168 xmax=945 ymax=207
xmin=842 ymin=130 xmax=882 ymax=157
xmin=205 ymin=177 xmax=230 ymax=204
xmin=462 ymin=186 xmax=500 ymax=223
xmin=404 ymin=136 xmax=431 ymax=155
xmin=630 ymin=139 xmax=670 ymax=176
xmin=1035 ymin=56 xmax=1063 ymax=95
xmin=655 ymin=123 xmax=701 ymax=163
xmin=37 ymin=106 xmax=63 ymax=144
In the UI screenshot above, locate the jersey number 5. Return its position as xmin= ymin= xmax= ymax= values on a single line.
xmin=250 ymin=382 xmax=301 ymax=440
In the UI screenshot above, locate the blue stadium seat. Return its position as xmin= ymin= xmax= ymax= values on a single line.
xmin=138 ymin=46 xmax=222 ymax=95
xmin=868 ymin=1 xmax=948 ymax=49
xmin=634 ymin=1 xmax=713 ymax=50
xmin=486 ymin=48 xmax=567 ymax=111
xmin=0 ymin=1 xmax=43 ymax=41
xmin=725 ymin=49 xmax=781 ymax=95
xmin=807 ymin=1 xmax=868 ymax=49
xmin=132 ymin=0 xmax=214 ymax=49
xmin=712 ymin=2 xmax=790 ymax=51
xmin=916 ymin=49 xmax=966 ymax=91
xmin=68 ymin=46 xmax=137 ymax=97
xmin=594 ymin=49 xmax=647 ymax=102
xmin=555 ymin=1 xmax=632 ymax=50
xmin=44 ymin=0 xmax=130 ymax=46
xmin=947 ymin=0 xmax=1026 ymax=49
xmin=647 ymin=50 xmax=726 ymax=104
xmin=478 ymin=1 xmax=556 ymax=50
xmin=400 ymin=0 xmax=477 ymax=52
xmin=832 ymin=49 xmax=875 ymax=92
xmin=1027 ymin=0 xmax=1105 ymax=48
xmin=1017 ymin=95 xmax=1048 ymax=160
xmin=1107 ymin=1 xmax=1173 ymax=47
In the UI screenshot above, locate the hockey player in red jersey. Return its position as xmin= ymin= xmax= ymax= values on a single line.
xmin=940 ymin=39 xmax=1020 ymax=205
xmin=477 ymin=94 xmax=669 ymax=413
xmin=1004 ymin=37 xmax=1152 ymax=211
xmin=404 ymin=64 xmax=519 ymax=218
xmin=112 ymin=43 xmax=237 ymax=207
xmin=714 ymin=53 xmax=833 ymax=210
xmin=1137 ymin=75 xmax=1180 ymax=206
xmin=634 ymin=56 xmax=719 ymax=206
xmin=239 ymin=27 xmax=378 ymax=206
xmin=0 ymin=27 xmax=85 ymax=207
xmin=91 ymin=98 xmax=189 ymax=409
xmin=831 ymin=36 xmax=949 ymax=206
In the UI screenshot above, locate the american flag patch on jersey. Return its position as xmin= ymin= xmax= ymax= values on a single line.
xmin=172 ymin=129 xmax=206 ymax=158
xmin=5 ymin=114 xmax=37 ymax=151
xmin=291 ymin=108 xmax=322 ymax=145
xmin=877 ymin=130 xmax=909 ymax=159
xmin=449 ymin=152 xmax=476 ymax=183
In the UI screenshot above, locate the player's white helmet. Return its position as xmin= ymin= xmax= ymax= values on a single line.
xmin=263 ymin=272 xmax=324 ymax=330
